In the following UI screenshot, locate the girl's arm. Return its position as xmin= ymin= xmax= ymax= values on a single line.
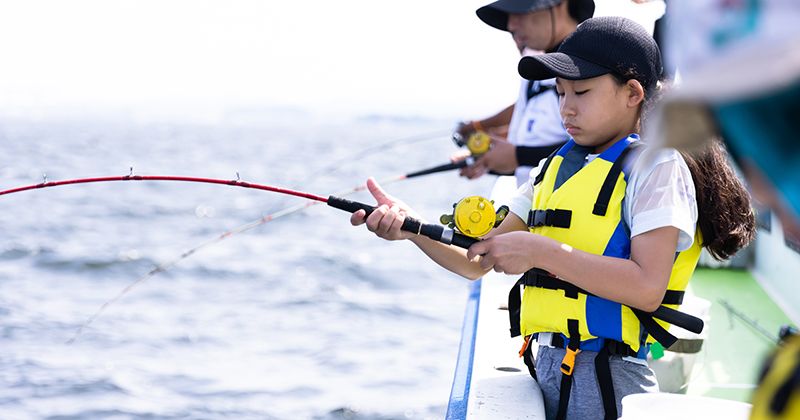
xmin=468 ymin=226 xmax=679 ymax=312
xmin=350 ymin=178 xmax=529 ymax=280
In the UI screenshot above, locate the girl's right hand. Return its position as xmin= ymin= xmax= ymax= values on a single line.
xmin=350 ymin=177 xmax=420 ymax=241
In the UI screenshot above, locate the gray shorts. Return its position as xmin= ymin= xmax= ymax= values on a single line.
xmin=534 ymin=345 xmax=659 ymax=420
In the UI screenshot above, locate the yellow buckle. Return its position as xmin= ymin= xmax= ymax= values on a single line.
xmin=560 ymin=348 xmax=580 ymax=376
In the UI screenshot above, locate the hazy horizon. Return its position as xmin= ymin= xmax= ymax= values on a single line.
xmin=0 ymin=0 xmax=662 ymax=123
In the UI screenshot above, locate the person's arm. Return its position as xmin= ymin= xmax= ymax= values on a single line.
xmin=457 ymin=103 xmax=515 ymax=138
xmin=467 ymin=226 xmax=679 ymax=312
xmin=350 ymin=177 xmax=528 ymax=280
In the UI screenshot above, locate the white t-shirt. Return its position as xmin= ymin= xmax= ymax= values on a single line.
xmin=507 ymin=140 xmax=698 ymax=252
xmin=507 ymin=78 xmax=570 ymax=187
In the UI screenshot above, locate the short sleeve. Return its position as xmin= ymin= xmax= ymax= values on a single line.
xmin=627 ymin=149 xmax=698 ymax=251
xmin=508 ymin=157 xmax=548 ymax=222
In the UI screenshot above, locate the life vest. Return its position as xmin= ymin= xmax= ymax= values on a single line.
xmin=751 ymin=330 xmax=800 ymax=420
xmin=507 ymin=135 xmax=705 ymax=420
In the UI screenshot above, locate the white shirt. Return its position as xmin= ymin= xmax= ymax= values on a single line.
xmin=507 ymin=78 xmax=570 ymax=187
xmin=507 ymin=140 xmax=698 ymax=252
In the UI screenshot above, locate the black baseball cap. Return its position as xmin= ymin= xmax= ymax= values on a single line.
xmin=476 ymin=0 xmax=595 ymax=32
xmin=518 ymin=16 xmax=663 ymax=92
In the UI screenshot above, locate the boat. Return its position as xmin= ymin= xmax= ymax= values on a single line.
xmin=446 ymin=175 xmax=799 ymax=419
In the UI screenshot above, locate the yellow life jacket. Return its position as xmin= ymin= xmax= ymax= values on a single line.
xmin=751 ymin=332 xmax=800 ymax=420
xmin=513 ymin=135 xmax=703 ymax=355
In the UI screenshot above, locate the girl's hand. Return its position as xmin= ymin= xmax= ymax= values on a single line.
xmin=350 ymin=177 xmax=419 ymax=241
xmin=466 ymin=231 xmax=541 ymax=275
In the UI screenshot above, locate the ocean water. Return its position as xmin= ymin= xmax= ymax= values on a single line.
xmin=0 ymin=115 xmax=495 ymax=420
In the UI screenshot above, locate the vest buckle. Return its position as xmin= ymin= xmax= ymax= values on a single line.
xmin=527 ymin=209 xmax=572 ymax=228
xmin=560 ymin=347 xmax=580 ymax=376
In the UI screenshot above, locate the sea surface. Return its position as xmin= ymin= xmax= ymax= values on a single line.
xmin=0 ymin=114 xmax=495 ymax=420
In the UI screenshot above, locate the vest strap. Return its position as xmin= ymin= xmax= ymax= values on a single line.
xmin=533 ymin=148 xmax=560 ymax=186
xmin=527 ymin=209 xmax=573 ymax=229
xmin=593 ymin=142 xmax=640 ymax=216
xmin=539 ymin=333 xmax=640 ymax=358
xmin=651 ymin=305 xmax=704 ymax=334
xmin=633 ymin=308 xmax=679 ymax=348
xmin=521 ymin=268 xmax=582 ymax=299
xmin=770 ymin=348 xmax=800 ymax=414
xmin=526 ymin=80 xmax=555 ymax=101
xmin=662 ymin=289 xmax=685 ymax=305
xmin=595 ymin=346 xmax=618 ymax=420
xmin=508 ymin=277 xmax=524 ymax=338
xmin=555 ymin=319 xmax=582 ymax=420
xmin=521 ymin=336 xmax=538 ymax=381
xmin=515 ymin=269 xmax=703 ymax=347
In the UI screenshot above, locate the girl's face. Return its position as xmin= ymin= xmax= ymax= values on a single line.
xmin=556 ymin=74 xmax=645 ymax=152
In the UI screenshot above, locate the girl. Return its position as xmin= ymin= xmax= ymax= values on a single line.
xmin=351 ymin=16 xmax=754 ymax=420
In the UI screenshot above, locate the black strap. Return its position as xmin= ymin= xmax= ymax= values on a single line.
xmin=595 ymin=346 xmax=618 ymax=420
xmin=770 ymin=352 xmax=800 ymax=415
xmin=593 ymin=142 xmax=640 ymax=216
xmin=555 ymin=320 xmax=581 ymax=420
xmin=526 ymin=80 xmax=555 ymax=101
xmin=633 ymin=309 xmax=679 ymax=348
xmin=508 ymin=277 xmax=524 ymax=338
xmin=651 ymin=305 xmax=704 ymax=334
xmin=543 ymin=334 xmax=639 ymax=358
xmin=662 ymin=289 xmax=685 ymax=305
xmin=556 ymin=371 xmax=573 ymax=420
xmin=522 ymin=339 xmax=538 ymax=381
xmin=516 ymin=143 xmax=563 ymax=167
xmin=523 ymin=268 xmax=702 ymax=343
xmin=527 ymin=209 xmax=573 ymax=228
xmin=533 ymin=148 xmax=560 ymax=186
xmin=521 ymin=269 xmax=583 ymax=299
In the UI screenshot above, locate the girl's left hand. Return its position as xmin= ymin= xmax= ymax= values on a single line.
xmin=466 ymin=231 xmax=540 ymax=275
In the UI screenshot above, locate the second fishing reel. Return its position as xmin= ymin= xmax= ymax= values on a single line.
xmin=452 ymin=129 xmax=491 ymax=156
xmin=439 ymin=196 xmax=509 ymax=238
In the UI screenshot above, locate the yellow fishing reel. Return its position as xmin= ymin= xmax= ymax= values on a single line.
xmin=452 ymin=128 xmax=492 ymax=156
xmin=439 ymin=196 xmax=509 ymax=238
xmin=465 ymin=131 xmax=491 ymax=156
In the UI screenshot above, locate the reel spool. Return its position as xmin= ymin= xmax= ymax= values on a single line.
xmin=439 ymin=196 xmax=509 ymax=238
xmin=465 ymin=131 xmax=491 ymax=156
xmin=452 ymin=130 xmax=491 ymax=156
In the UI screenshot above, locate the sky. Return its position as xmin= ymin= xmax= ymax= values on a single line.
xmin=0 ymin=0 xmax=662 ymax=122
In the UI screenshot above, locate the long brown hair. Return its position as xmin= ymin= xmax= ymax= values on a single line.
xmin=681 ymin=138 xmax=756 ymax=260
xmin=613 ymin=71 xmax=756 ymax=260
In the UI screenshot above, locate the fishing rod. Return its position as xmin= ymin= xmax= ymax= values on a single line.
xmin=1 ymin=170 xmax=480 ymax=247
xmin=5 ymin=160 xmax=472 ymax=344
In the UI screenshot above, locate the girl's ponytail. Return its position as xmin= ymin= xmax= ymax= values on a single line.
xmin=681 ymin=138 xmax=756 ymax=260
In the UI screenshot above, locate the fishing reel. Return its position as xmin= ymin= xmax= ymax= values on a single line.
xmin=439 ymin=196 xmax=509 ymax=238
xmin=452 ymin=130 xmax=492 ymax=156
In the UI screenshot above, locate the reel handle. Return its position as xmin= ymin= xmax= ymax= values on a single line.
xmin=327 ymin=196 xmax=478 ymax=249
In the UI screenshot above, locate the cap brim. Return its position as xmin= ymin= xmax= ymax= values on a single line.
xmin=518 ymin=53 xmax=611 ymax=81
xmin=476 ymin=0 xmax=553 ymax=32
xmin=476 ymin=5 xmax=509 ymax=31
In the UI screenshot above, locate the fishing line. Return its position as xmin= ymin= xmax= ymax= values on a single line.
xmin=0 ymin=161 xmax=469 ymax=344
xmin=264 ymin=129 xmax=449 ymax=212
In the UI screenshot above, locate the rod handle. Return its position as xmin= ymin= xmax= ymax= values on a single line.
xmin=327 ymin=195 xmax=478 ymax=249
